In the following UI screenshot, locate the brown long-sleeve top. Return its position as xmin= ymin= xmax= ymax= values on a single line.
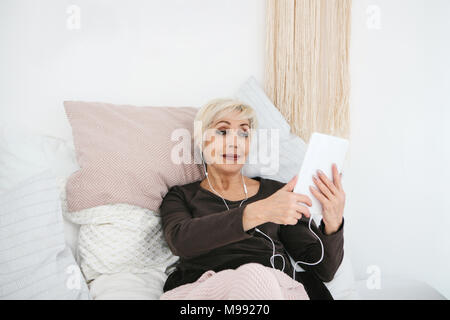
xmin=160 ymin=176 xmax=344 ymax=298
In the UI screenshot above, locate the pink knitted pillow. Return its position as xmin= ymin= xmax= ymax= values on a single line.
xmin=64 ymin=101 xmax=203 ymax=213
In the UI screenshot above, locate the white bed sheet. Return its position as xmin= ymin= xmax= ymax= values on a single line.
xmin=88 ymin=270 xmax=167 ymax=300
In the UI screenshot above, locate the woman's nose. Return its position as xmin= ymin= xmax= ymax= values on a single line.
xmin=224 ymin=130 xmax=242 ymax=146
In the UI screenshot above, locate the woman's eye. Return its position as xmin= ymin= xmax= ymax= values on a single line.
xmin=216 ymin=129 xmax=227 ymax=135
xmin=238 ymin=130 xmax=249 ymax=138
xmin=215 ymin=129 xmax=248 ymax=137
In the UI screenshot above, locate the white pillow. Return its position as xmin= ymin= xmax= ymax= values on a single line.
xmin=236 ymin=76 xmax=358 ymax=300
xmin=0 ymin=123 xmax=79 ymax=192
xmin=235 ymin=76 xmax=307 ymax=183
xmin=0 ymin=123 xmax=81 ymax=258
xmin=57 ymin=176 xmax=80 ymax=261
xmin=0 ymin=169 xmax=90 ymax=299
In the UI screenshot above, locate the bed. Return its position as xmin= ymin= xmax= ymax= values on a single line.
xmin=1 ymin=124 xmax=445 ymax=301
xmin=0 ymin=77 xmax=446 ymax=300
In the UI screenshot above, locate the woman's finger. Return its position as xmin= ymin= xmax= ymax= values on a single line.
xmin=282 ymin=174 xmax=298 ymax=192
xmin=317 ymin=169 xmax=339 ymax=196
xmin=294 ymin=203 xmax=311 ymax=218
xmin=313 ymin=174 xmax=333 ymax=200
xmin=309 ymin=184 xmax=328 ymax=206
xmin=293 ymin=193 xmax=312 ymax=207
xmin=332 ymin=163 xmax=343 ymax=191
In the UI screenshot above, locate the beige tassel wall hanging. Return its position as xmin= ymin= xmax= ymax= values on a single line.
xmin=264 ymin=0 xmax=352 ymax=142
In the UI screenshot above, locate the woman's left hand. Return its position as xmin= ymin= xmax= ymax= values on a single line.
xmin=309 ymin=163 xmax=345 ymax=235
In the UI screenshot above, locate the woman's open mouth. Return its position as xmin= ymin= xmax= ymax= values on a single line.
xmin=222 ymin=154 xmax=240 ymax=161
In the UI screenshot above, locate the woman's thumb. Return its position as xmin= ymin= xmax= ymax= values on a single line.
xmin=282 ymin=175 xmax=298 ymax=192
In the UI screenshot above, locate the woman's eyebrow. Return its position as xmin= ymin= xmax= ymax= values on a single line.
xmin=215 ymin=120 xmax=231 ymax=126
xmin=215 ymin=120 xmax=249 ymax=127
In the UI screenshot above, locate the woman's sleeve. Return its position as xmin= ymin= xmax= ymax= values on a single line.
xmin=160 ymin=186 xmax=255 ymax=259
xmin=279 ymin=217 xmax=344 ymax=282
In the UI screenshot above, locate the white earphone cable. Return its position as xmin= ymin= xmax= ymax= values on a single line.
xmin=290 ymin=216 xmax=324 ymax=281
xmin=254 ymin=227 xmax=286 ymax=272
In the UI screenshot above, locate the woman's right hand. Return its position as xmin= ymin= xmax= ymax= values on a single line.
xmin=246 ymin=175 xmax=312 ymax=226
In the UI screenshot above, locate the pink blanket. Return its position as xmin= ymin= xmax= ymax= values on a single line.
xmin=160 ymin=263 xmax=309 ymax=300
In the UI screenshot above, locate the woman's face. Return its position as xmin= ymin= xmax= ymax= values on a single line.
xmin=202 ymin=110 xmax=251 ymax=175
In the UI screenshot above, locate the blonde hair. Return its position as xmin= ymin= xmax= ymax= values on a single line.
xmin=193 ymin=98 xmax=258 ymax=152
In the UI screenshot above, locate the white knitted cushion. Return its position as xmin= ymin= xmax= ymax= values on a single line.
xmin=59 ymin=177 xmax=178 ymax=283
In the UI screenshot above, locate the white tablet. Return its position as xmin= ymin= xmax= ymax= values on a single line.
xmin=293 ymin=132 xmax=349 ymax=217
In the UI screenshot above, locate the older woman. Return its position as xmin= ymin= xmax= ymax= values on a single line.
xmin=160 ymin=98 xmax=345 ymax=300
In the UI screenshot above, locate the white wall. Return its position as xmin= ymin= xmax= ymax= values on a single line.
xmin=348 ymin=0 xmax=450 ymax=298
xmin=0 ymin=0 xmax=266 ymax=140
xmin=1 ymin=0 xmax=449 ymax=298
